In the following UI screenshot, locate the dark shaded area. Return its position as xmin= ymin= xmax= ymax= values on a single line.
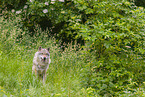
xmin=134 ymin=0 xmax=145 ymax=7
xmin=129 ymin=0 xmax=145 ymax=7
xmin=1 ymin=0 xmax=27 ymax=10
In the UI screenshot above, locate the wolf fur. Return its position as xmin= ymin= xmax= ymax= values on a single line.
xmin=32 ymin=46 xmax=51 ymax=83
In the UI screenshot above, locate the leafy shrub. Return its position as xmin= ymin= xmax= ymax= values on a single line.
xmin=68 ymin=0 xmax=144 ymax=56
xmin=2 ymin=0 xmax=144 ymax=46
xmin=64 ymin=0 xmax=145 ymax=96
xmin=18 ymin=0 xmax=145 ymax=55
xmin=81 ymin=50 xmax=145 ymax=96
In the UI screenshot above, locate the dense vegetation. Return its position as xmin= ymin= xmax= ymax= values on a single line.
xmin=0 ymin=0 xmax=145 ymax=96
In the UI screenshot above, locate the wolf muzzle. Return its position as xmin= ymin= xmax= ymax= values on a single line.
xmin=41 ymin=56 xmax=48 ymax=62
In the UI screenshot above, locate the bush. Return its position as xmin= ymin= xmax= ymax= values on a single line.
xmin=80 ymin=50 xmax=145 ymax=96
xmin=2 ymin=0 xmax=144 ymax=46
xmin=69 ymin=0 xmax=144 ymax=56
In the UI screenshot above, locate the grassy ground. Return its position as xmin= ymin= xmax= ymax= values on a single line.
xmin=0 ymin=15 xmax=90 ymax=96
xmin=0 ymin=38 xmax=89 ymax=96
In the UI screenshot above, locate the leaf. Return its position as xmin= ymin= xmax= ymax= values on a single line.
xmin=109 ymin=82 xmax=114 ymax=87
xmin=86 ymin=8 xmax=94 ymax=14
xmin=101 ymin=84 xmax=107 ymax=89
xmin=104 ymin=42 xmax=111 ymax=49
xmin=139 ymin=48 xmax=145 ymax=54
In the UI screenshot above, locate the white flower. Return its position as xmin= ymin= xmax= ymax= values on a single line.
xmin=51 ymin=0 xmax=55 ymax=4
xmin=45 ymin=2 xmax=49 ymax=5
xmin=24 ymin=5 xmax=28 ymax=9
xmin=43 ymin=9 xmax=48 ymax=13
xmin=16 ymin=11 xmax=21 ymax=14
xmin=59 ymin=0 xmax=64 ymax=2
xmin=76 ymin=19 xmax=81 ymax=21
xmin=30 ymin=0 xmax=34 ymax=2
xmin=11 ymin=9 xmax=15 ymax=13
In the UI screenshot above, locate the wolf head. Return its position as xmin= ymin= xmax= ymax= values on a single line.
xmin=38 ymin=46 xmax=50 ymax=63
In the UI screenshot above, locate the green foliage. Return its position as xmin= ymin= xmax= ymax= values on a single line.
xmin=80 ymin=50 xmax=145 ymax=96
xmin=68 ymin=0 xmax=145 ymax=55
xmin=1 ymin=0 xmax=145 ymax=96
xmin=2 ymin=0 xmax=144 ymax=45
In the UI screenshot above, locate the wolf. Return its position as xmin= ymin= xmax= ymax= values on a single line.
xmin=32 ymin=46 xmax=51 ymax=83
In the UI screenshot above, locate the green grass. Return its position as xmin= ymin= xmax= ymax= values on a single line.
xmin=0 ymin=39 xmax=88 ymax=96
xmin=0 ymin=15 xmax=90 ymax=96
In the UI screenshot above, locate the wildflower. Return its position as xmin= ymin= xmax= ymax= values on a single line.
xmin=30 ymin=0 xmax=33 ymax=2
xmin=11 ymin=9 xmax=15 ymax=13
xmin=59 ymin=0 xmax=64 ymax=2
xmin=51 ymin=0 xmax=55 ymax=4
xmin=16 ymin=11 xmax=21 ymax=14
xmin=43 ymin=9 xmax=48 ymax=13
xmin=45 ymin=2 xmax=49 ymax=5
xmin=76 ymin=19 xmax=81 ymax=21
xmin=24 ymin=5 xmax=28 ymax=9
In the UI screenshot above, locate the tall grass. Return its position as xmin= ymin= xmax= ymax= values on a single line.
xmin=0 ymin=15 xmax=90 ymax=97
xmin=0 ymin=43 xmax=86 ymax=96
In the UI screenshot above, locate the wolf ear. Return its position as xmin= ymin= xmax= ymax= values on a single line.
xmin=47 ymin=47 xmax=50 ymax=51
xmin=38 ymin=46 xmax=42 ymax=51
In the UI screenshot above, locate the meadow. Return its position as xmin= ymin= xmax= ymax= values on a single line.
xmin=0 ymin=15 xmax=91 ymax=96
xmin=0 ymin=0 xmax=145 ymax=96
xmin=0 ymin=42 xmax=87 ymax=97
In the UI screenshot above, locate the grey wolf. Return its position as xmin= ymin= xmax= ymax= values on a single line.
xmin=32 ymin=46 xmax=51 ymax=83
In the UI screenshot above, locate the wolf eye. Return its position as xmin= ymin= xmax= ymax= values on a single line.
xmin=39 ymin=53 xmax=43 ymax=55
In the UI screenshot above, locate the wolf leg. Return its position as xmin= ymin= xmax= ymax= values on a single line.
xmin=42 ymin=70 xmax=46 ymax=84
xmin=32 ymin=65 xmax=37 ymax=76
